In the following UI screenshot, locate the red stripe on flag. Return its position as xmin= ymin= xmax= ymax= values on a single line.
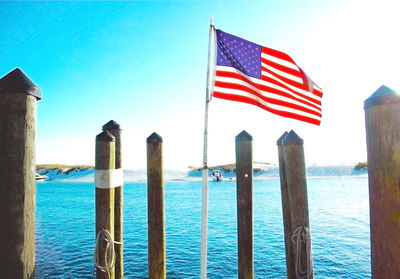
xmin=213 ymin=91 xmax=321 ymax=125
xmin=261 ymin=47 xmax=323 ymax=98
xmin=259 ymin=69 xmax=322 ymax=103
xmin=214 ymin=80 xmax=322 ymax=118
xmin=312 ymin=87 xmax=323 ymax=98
xmin=262 ymin=47 xmax=297 ymax=65
xmin=215 ymin=70 xmax=321 ymax=108
xmin=261 ymin=57 xmax=302 ymax=79
xmin=261 ymin=66 xmax=312 ymax=94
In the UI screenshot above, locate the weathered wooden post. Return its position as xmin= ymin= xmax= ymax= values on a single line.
xmin=0 ymin=68 xmax=41 ymax=279
xmin=364 ymin=85 xmax=400 ymax=279
xmin=282 ymin=130 xmax=313 ymax=279
xmin=235 ymin=130 xmax=253 ymax=279
xmin=95 ymin=130 xmax=116 ymax=279
xmin=147 ymin=132 xmax=166 ymax=279
xmin=277 ymin=131 xmax=296 ymax=279
xmin=103 ymin=120 xmax=123 ymax=279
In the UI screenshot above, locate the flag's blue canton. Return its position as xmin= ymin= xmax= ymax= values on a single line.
xmin=216 ymin=29 xmax=262 ymax=79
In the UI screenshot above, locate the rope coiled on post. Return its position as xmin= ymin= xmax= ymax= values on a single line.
xmin=94 ymin=228 xmax=123 ymax=278
xmin=291 ymin=226 xmax=313 ymax=279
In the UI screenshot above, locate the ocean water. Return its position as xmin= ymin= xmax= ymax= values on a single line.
xmin=35 ymin=176 xmax=371 ymax=278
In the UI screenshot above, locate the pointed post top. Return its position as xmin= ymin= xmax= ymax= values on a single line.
xmin=364 ymin=85 xmax=399 ymax=108
xmin=282 ymin=130 xmax=303 ymax=145
xmin=276 ymin=131 xmax=288 ymax=145
xmin=235 ymin=130 xmax=253 ymax=141
xmin=147 ymin=132 xmax=163 ymax=143
xmin=102 ymin=120 xmax=121 ymax=132
xmin=0 ymin=68 xmax=41 ymax=100
xmin=96 ymin=130 xmax=115 ymax=142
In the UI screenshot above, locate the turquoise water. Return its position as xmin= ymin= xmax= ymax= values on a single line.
xmin=35 ymin=177 xmax=371 ymax=278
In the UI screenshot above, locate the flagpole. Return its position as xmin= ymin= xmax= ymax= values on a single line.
xmin=201 ymin=14 xmax=214 ymax=279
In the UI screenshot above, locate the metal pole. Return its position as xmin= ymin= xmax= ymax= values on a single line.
xmin=201 ymin=14 xmax=214 ymax=279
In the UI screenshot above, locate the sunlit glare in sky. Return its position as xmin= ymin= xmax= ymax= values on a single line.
xmin=1 ymin=0 xmax=399 ymax=169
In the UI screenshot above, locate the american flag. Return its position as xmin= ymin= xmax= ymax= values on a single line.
xmin=212 ymin=29 xmax=323 ymax=125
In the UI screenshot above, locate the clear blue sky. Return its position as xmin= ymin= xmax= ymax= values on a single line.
xmin=1 ymin=0 xmax=399 ymax=168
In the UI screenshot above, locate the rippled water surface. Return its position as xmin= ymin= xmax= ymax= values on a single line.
xmin=36 ymin=177 xmax=370 ymax=278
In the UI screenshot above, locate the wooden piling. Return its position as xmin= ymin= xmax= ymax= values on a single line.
xmin=0 ymin=68 xmax=41 ymax=279
xmin=282 ymin=130 xmax=313 ymax=279
xmin=277 ymin=131 xmax=296 ymax=279
xmin=103 ymin=120 xmax=123 ymax=279
xmin=235 ymin=130 xmax=253 ymax=279
xmin=147 ymin=132 xmax=166 ymax=279
xmin=95 ymin=131 xmax=116 ymax=279
xmin=364 ymin=85 xmax=400 ymax=279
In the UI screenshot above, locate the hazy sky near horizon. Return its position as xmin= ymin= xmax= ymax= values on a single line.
xmin=1 ymin=0 xmax=399 ymax=169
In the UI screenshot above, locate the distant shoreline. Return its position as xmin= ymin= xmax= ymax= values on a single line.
xmin=36 ymin=163 xmax=368 ymax=183
xmin=36 ymin=164 xmax=94 ymax=170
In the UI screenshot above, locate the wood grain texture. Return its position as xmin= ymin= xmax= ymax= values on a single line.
xmin=95 ymin=131 xmax=115 ymax=279
xmin=365 ymin=86 xmax=400 ymax=279
xmin=103 ymin=121 xmax=123 ymax=279
xmin=282 ymin=130 xmax=313 ymax=279
xmin=277 ymin=131 xmax=296 ymax=279
xmin=235 ymin=131 xmax=253 ymax=279
xmin=0 ymin=93 xmax=37 ymax=279
xmin=147 ymin=133 xmax=166 ymax=279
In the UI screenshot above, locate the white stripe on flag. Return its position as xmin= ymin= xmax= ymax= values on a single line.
xmin=213 ymin=86 xmax=321 ymax=121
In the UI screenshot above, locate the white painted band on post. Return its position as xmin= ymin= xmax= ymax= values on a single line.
xmin=95 ymin=168 xmax=124 ymax=189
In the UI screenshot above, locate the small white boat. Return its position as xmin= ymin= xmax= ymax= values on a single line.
xmin=211 ymin=170 xmax=223 ymax=182
xmin=36 ymin=173 xmax=47 ymax=181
